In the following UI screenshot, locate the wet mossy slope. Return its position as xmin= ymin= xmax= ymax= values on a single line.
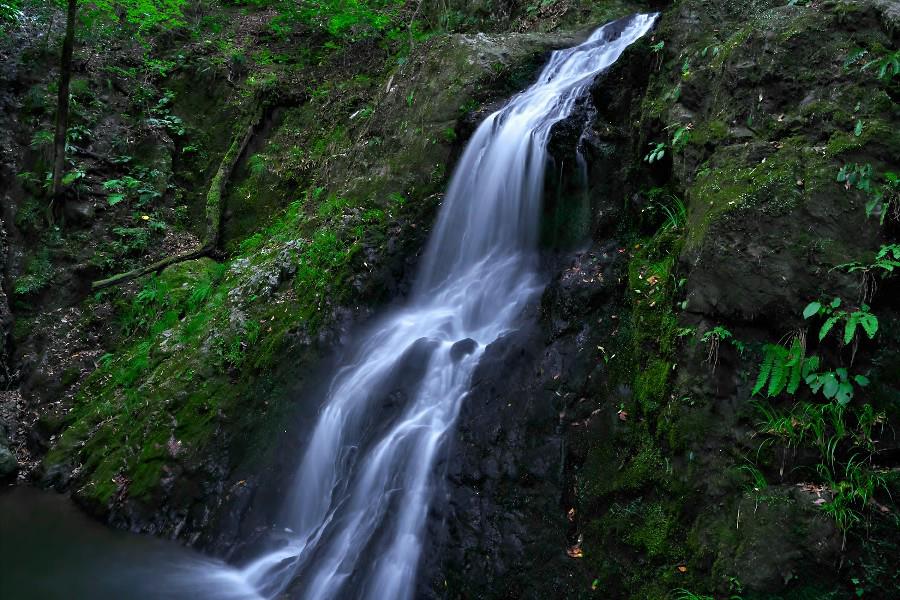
xmin=0 ymin=0 xmax=896 ymax=598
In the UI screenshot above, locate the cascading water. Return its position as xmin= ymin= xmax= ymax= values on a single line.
xmin=240 ymin=14 xmax=658 ymax=600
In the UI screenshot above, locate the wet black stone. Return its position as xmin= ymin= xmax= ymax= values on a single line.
xmin=449 ymin=338 xmax=478 ymax=362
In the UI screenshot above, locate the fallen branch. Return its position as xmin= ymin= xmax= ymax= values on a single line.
xmin=72 ymin=145 xmax=118 ymax=167
xmin=90 ymin=246 xmax=210 ymax=291
xmin=91 ymin=102 xmax=267 ymax=291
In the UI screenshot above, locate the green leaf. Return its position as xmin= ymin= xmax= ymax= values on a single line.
xmin=803 ymin=302 xmax=821 ymax=319
xmin=854 ymin=120 xmax=863 ymax=137
xmin=108 ymin=193 xmax=125 ymax=206
xmin=767 ymin=346 xmax=789 ymax=397
xmin=753 ymin=345 xmax=776 ymax=396
xmin=836 ymin=382 xmax=854 ymax=406
xmin=859 ymin=314 xmax=878 ymax=338
xmin=822 ymin=372 xmax=839 ymax=399
xmin=831 ymin=297 xmax=842 ymax=309
xmin=854 ymin=374 xmax=870 ymax=387
xmin=844 ymin=316 xmax=858 ymax=345
xmin=801 ymin=355 xmax=820 ymax=377
xmin=61 ymin=170 xmax=82 ymax=185
xmin=808 ymin=374 xmax=824 ymax=394
xmin=820 ymin=314 xmax=841 ymax=341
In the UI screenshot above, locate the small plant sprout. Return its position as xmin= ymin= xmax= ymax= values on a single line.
xmin=670 ymin=123 xmax=692 ymax=152
xmin=836 ymin=243 xmax=900 ymax=302
xmin=700 ymin=326 xmax=743 ymax=371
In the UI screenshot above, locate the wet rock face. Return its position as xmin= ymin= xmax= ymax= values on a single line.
xmin=422 ymin=242 xmax=627 ymax=598
xmin=429 ymin=2 xmax=900 ymax=598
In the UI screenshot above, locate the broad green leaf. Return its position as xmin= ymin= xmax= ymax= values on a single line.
xmin=831 ymin=297 xmax=842 ymax=309
xmin=822 ymin=373 xmax=839 ymax=399
xmin=61 ymin=170 xmax=82 ymax=185
xmin=108 ymin=193 xmax=125 ymax=206
xmin=860 ymin=314 xmax=878 ymax=338
xmin=854 ymin=120 xmax=863 ymax=137
xmin=803 ymin=302 xmax=821 ymax=319
xmin=854 ymin=374 xmax=870 ymax=387
xmin=836 ymin=382 xmax=853 ymax=406
xmin=844 ymin=317 xmax=857 ymax=345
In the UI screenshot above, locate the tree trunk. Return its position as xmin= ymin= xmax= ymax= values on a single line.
xmin=50 ymin=0 xmax=77 ymax=204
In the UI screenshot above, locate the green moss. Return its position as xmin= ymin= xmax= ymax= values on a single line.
xmin=635 ymin=358 xmax=670 ymax=414
xmin=13 ymin=248 xmax=53 ymax=297
xmin=626 ymin=502 xmax=676 ymax=557
xmin=688 ymin=119 xmax=728 ymax=147
xmin=686 ymin=141 xmax=812 ymax=248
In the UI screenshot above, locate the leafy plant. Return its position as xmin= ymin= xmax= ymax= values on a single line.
xmin=700 ymin=325 xmax=744 ymax=370
xmin=644 ymin=142 xmax=666 ymax=164
xmin=839 ymin=244 xmax=900 ymax=276
xmin=753 ymin=336 xmax=810 ymax=397
xmin=863 ymin=49 xmax=900 ymax=81
xmin=61 ymin=166 xmax=88 ymax=189
xmin=247 ymin=153 xmax=268 ymax=177
xmin=30 ymin=129 xmax=54 ymax=148
xmin=837 ymin=244 xmax=900 ymax=301
xmin=805 ymin=367 xmax=869 ymax=406
xmin=670 ymin=124 xmax=692 ymax=152
xmin=817 ymin=457 xmax=891 ymax=543
xmin=865 ymin=171 xmax=900 ymax=224
xmin=13 ymin=249 xmax=53 ymax=296
xmin=804 ymin=298 xmax=878 ymax=346
xmin=837 ymin=163 xmax=873 ymax=192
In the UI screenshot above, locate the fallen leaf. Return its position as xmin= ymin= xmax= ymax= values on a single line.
xmin=567 ymin=545 xmax=584 ymax=559
xmin=617 ymin=410 xmax=628 ymax=422
xmin=567 ymin=508 xmax=576 ymax=522
xmin=677 ymin=565 xmax=688 ymax=573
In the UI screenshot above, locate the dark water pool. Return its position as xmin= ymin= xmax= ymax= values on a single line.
xmin=0 ymin=487 xmax=261 ymax=600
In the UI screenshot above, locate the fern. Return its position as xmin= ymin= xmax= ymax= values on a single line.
xmin=785 ymin=338 xmax=805 ymax=394
xmin=767 ymin=344 xmax=790 ymax=396
xmin=753 ymin=344 xmax=777 ymax=395
xmin=754 ymin=339 xmax=815 ymax=398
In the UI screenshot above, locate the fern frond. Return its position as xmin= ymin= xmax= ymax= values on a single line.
xmin=753 ymin=344 xmax=777 ymax=395
xmin=767 ymin=345 xmax=789 ymax=397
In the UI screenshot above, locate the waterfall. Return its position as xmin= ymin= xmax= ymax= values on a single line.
xmin=239 ymin=13 xmax=658 ymax=599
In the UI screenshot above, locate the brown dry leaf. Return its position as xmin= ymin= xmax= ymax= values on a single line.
xmin=567 ymin=508 xmax=576 ymax=522
xmin=617 ymin=410 xmax=628 ymax=422
xmin=677 ymin=565 xmax=688 ymax=573
xmin=566 ymin=545 xmax=584 ymax=559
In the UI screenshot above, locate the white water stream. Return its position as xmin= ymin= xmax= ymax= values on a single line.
xmin=236 ymin=13 xmax=658 ymax=600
